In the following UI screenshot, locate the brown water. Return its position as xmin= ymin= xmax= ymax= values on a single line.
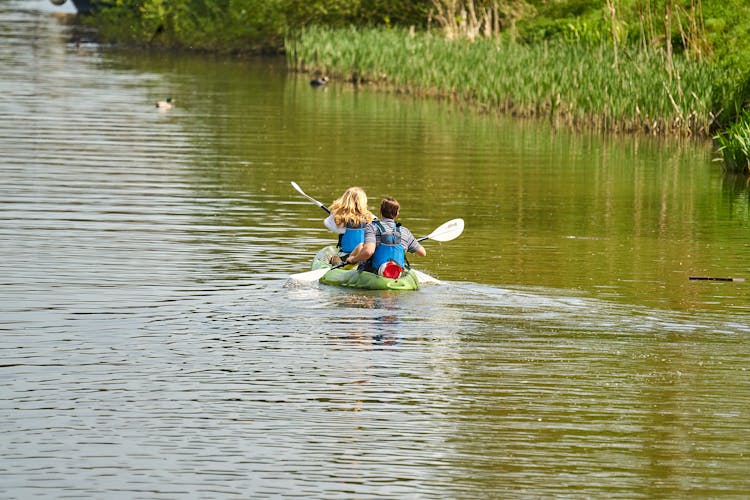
xmin=2 ymin=2 xmax=749 ymax=498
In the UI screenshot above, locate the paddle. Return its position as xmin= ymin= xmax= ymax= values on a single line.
xmin=411 ymin=269 xmax=443 ymax=285
xmin=288 ymin=218 xmax=464 ymax=284
xmin=288 ymin=261 xmax=349 ymax=283
xmin=417 ymin=218 xmax=464 ymax=243
xmin=291 ymin=181 xmax=330 ymax=214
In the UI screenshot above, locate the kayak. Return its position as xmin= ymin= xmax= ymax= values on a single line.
xmin=312 ymin=246 xmax=420 ymax=290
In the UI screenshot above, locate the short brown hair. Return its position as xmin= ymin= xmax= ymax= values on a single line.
xmin=380 ymin=197 xmax=400 ymax=219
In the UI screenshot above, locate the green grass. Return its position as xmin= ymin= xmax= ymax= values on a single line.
xmin=715 ymin=111 xmax=750 ymax=173
xmin=288 ymin=26 xmax=719 ymax=136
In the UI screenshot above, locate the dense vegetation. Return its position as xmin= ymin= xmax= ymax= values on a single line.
xmin=88 ymin=0 xmax=750 ymax=172
xmin=88 ymin=0 xmax=434 ymax=51
xmin=289 ymin=26 xmax=718 ymax=136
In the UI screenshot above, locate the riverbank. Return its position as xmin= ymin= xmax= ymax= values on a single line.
xmin=287 ymin=26 xmax=718 ymax=137
xmin=81 ymin=0 xmax=750 ymax=172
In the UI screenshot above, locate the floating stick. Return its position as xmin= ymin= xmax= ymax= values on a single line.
xmin=689 ymin=276 xmax=745 ymax=282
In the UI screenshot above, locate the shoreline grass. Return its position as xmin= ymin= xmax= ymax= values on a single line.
xmin=714 ymin=111 xmax=750 ymax=173
xmin=287 ymin=26 xmax=719 ymax=137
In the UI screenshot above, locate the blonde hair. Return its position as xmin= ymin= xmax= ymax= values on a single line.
xmin=329 ymin=187 xmax=374 ymax=227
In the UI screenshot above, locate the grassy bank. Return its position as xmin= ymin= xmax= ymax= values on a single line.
xmin=288 ymin=26 xmax=718 ymax=136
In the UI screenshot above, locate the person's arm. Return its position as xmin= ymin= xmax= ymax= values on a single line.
xmin=404 ymin=227 xmax=426 ymax=257
xmin=324 ymin=214 xmax=345 ymax=234
xmin=347 ymin=224 xmax=376 ymax=264
xmin=347 ymin=242 xmax=375 ymax=264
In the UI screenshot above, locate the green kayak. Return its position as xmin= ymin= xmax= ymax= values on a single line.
xmin=312 ymin=246 xmax=420 ymax=291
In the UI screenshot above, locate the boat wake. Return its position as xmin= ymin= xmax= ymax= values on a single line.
xmin=436 ymin=281 xmax=750 ymax=338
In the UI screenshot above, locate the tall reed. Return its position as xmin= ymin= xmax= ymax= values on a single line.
xmin=714 ymin=111 xmax=750 ymax=173
xmin=288 ymin=26 xmax=718 ymax=136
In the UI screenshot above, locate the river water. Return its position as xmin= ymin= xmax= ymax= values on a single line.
xmin=2 ymin=2 xmax=749 ymax=498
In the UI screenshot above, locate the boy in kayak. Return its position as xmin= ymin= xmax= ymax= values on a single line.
xmin=345 ymin=197 xmax=426 ymax=279
xmin=324 ymin=187 xmax=374 ymax=264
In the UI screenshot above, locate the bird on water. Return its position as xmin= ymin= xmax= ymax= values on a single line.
xmin=155 ymin=97 xmax=173 ymax=109
xmin=310 ymin=76 xmax=328 ymax=87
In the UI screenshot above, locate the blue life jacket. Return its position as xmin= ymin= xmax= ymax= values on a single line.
xmin=339 ymin=222 xmax=366 ymax=253
xmin=370 ymin=220 xmax=405 ymax=271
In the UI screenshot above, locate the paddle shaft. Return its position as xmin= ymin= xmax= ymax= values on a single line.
xmin=291 ymin=181 xmax=331 ymax=214
xmin=292 ymin=184 xmax=464 ymax=245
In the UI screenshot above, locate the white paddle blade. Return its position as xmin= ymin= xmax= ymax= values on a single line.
xmin=291 ymin=181 xmax=330 ymax=213
xmin=412 ymin=269 xmax=443 ymax=285
xmin=425 ymin=218 xmax=464 ymax=242
xmin=290 ymin=181 xmax=306 ymax=197
xmin=287 ymin=267 xmax=329 ymax=284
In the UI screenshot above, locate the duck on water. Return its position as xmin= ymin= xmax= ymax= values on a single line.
xmin=310 ymin=76 xmax=328 ymax=87
xmin=155 ymin=97 xmax=173 ymax=110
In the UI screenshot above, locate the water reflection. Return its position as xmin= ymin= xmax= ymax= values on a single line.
xmin=326 ymin=292 xmax=404 ymax=346
xmin=721 ymin=172 xmax=750 ymax=222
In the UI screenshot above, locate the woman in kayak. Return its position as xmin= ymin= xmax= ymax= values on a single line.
xmin=324 ymin=187 xmax=375 ymax=263
xmin=345 ymin=197 xmax=425 ymax=278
